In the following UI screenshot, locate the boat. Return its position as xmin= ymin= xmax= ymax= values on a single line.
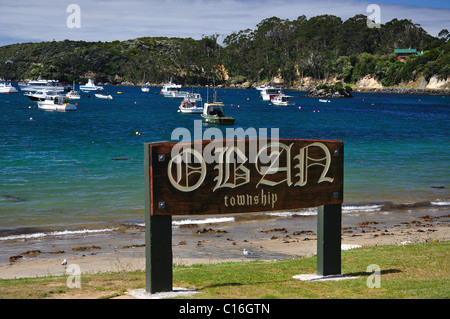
xmin=66 ymin=90 xmax=81 ymax=100
xmin=272 ymin=94 xmax=295 ymax=106
xmin=95 ymin=92 xmax=113 ymax=99
xmin=319 ymin=99 xmax=330 ymax=103
xmin=141 ymin=73 xmax=150 ymax=92
xmin=201 ymin=91 xmax=235 ymax=125
xmin=178 ymin=96 xmax=203 ymax=114
xmin=259 ymin=85 xmax=280 ymax=101
xmin=160 ymin=80 xmax=188 ymax=98
xmin=37 ymin=95 xmax=77 ymax=111
xmin=65 ymin=81 xmax=80 ymax=100
xmin=25 ymin=89 xmax=58 ymax=101
xmin=80 ymin=79 xmax=103 ymax=91
xmin=0 ymin=82 xmax=18 ymax=93
xmin=18 ymin=75 xmax=66 ymax=92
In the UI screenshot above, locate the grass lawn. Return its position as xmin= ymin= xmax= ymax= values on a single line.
xmin=0 ymin=241 xmax=448 ymax=299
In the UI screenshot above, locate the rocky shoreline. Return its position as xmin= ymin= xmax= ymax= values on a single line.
xmin=135 ymin=81 xmax=450 ymax=96
xmin=351 ymin=87 xmax=450 ymax=96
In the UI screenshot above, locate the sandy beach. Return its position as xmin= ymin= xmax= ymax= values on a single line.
xmin=1 ymin=213 xmax=448 ymax=281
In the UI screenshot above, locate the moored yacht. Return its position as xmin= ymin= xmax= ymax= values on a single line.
xmin=37 ymin=95 xmax=77 ymax=111
xmin=260 ymin=85 xmax=280 ymax=101
xmin=160 ymin=80 xmax=188 ymax=98
xmin=25 ymin=89 xmax=58 ymax=101
xmin=0 ymin=82 xmax=18 ymax=93
xmin=80 ymin=79 xmax=104 ymax=91
xmin=272 ymin=93 xmax=295 ymax=106
xmin=18 ymin=75 xmax=66 ymax=92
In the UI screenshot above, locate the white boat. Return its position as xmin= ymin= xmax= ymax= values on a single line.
xmin=0 ymin=82 xmax=18 ymax=93
xmin=260 ymin=85 xmax=280 ymax=101
xmin=319 ymin=99 xmax=330 ymax=103
xmin=66 ymin=90 xmax=81 ymax=100
xmin=25 ymin=89 xmax=58 ymax=101
xmin=80 ymin=79 xmax=103 ymax=91
xmin=66 ymin=82 xmax=80 ymax=99
xmin=141 ymin=73 xmax=150 ymax=92
xmin=185 ymin=92 xmax=202 ymax=102
xmin=95 ymin=92 xmax=113 ymax=99
xmin=201 ymin=91 xmax=235 ymax=125
xmin=18 ymin=75 xmax=66 ymax=92
xmin=178 ymin=96 xmax=203 ymax=114
xmin=160 ymin=80 xmax=188 ymax=98
xmin=272 ymin=94 xmax=295 ymax=106
xmin=37 ymin=95 xmax=77 ymax=111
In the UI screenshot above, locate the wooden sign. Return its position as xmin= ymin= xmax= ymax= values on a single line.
xmin=145 ymin=138 xmax=343 ymax=216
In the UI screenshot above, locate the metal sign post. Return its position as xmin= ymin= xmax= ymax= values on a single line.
xmin=144 ymin=139 xmax=344 ymax=293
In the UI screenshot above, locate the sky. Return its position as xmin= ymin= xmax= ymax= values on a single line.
xmin=0 ymin=0 xmax=449 ymax=47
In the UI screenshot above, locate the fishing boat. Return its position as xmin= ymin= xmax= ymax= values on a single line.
xmin=160 ymin=80 xmax=188 ymax=98
xmin=66 ymin=81 xmax=80 ymax=100
xmin=18 ymin=75 xmax=65 ymax=92
xmin=259 ymin=85 xmax=280 ymax=101
xmin=0 ymin=82 xmax=18 ymax=93
xmin=272 ymin=94 xmax=295 ymax=106
xmin=201 ymin=91 xmax=235 ymax=125
xmin=80 ymin=79 xmax=103 ymax=91
xmin=25 ymin=89 xmax=58 ymax=101
xmin=66 ymin=90 xmax=81 ymax=100
xmin=37 ymin=95 xmax=77 ymax=111
xmin=178 ymin=96 xmax=203 ymax=114
xmin=141 ymin=73 xmax=150 ymax=92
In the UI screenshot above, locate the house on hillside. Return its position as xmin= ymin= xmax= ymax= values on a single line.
xmin=394 ymin=49 xmax=422 ymax=62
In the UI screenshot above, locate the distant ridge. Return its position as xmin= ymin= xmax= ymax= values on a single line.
xmin=0 ymin=14 xmax=448 ymax=89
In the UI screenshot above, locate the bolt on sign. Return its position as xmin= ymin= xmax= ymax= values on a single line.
xmin=146 ymin=138 xmax=343 ymax=216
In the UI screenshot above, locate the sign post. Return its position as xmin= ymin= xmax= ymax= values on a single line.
xmin=144 ymin=138 xmax=344 ymax=293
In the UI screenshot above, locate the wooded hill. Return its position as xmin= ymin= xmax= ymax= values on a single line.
xmin=0 ymin=14 xmax=448 ymax=88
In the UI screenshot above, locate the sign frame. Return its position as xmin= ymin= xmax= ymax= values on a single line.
xmin=144 ymin=138 xmax=344 ymax=293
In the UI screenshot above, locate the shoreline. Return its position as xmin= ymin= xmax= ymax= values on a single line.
xmin=111 ymin=82 xmax=450 ymax=96
xmin=1 ymin=212 xmax=448 ymax=280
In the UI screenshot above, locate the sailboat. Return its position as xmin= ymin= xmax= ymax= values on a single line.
xmin=141 ymin=73 xmax=150 ymax=92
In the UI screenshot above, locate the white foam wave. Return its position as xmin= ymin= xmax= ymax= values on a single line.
xmin=0 ymin=228 xmax=118 ymax=241
xmin=342 ymin=205 xmax=383 ymax=213
xmin=431 ymin=200 xmax=450 ymax=206
xmin=172 ymin=217 xmax=235 ymax=226
xmin=267 ymin=208 xmax=317 ymax=217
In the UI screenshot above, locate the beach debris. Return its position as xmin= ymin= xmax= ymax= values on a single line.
xmin=72 ymin=245 xmax=101 ymax=251
xmin=62 ymin=259 xmax=67 ymax=266
xmin=194 ymin=228 xmax=228 ymax=234
xmin=293 ymin=230 xmax=314 ymax=236
xmin=121 ymin=244 xmax=145 ymax=249
xmin=3 ymin=195 xmax=25 ymax=202
xmin=358 ymin=221 xmax=378 ymax=228
xmin=50 ymin=250 xmax=65 ymax=254
xmin=21 ymin=250 xmax=41 ymax=256
xmin=261 ymin=228 xmax=287 ymax=233
xmin=177 ymin=241 xmax=188 ymax=246
xmin=243 ymin=249 xmax=252 ymax=256
xmin=9 ymin=255 xmax=23 ymax=263
xmin=420 ymin=215 xmax=434 ymax=222
xmin=431 ymin=186 xmax=445 ymax=189
xmin=270 ymin=235 xmax=278 ymax=240
xmin=197 ymin=240 xmax=205 ymax=247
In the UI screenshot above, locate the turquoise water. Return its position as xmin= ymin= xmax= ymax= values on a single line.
xmin=1 ymin=85 xmax=449 ymax=237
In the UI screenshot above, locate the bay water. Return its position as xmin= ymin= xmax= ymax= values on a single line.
xmin=0 ymin=85 xmax=449 ymax=263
